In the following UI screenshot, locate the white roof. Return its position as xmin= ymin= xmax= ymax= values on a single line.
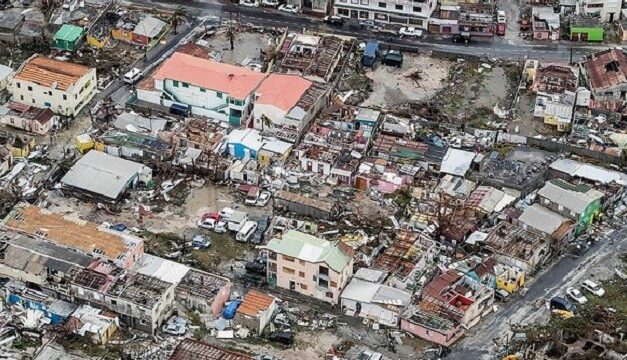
xmin=538 ymin=180 xmax=604 ymax=214
xmin=341 ymin=278 xmax=411 ymax=306
xmin=440 ymin=148 xmax=475 ymax=176
xmin=113 ymin=112 xmax=167 ymax=135
xmin=550 ymin=158 xmax=627 ymax=185
xmin=133 ymin=253 xmax=190 ymax=284
xmin=519 ymin=203 xmax=568 ymax=235
xmin=61 ymin=150 xmax=148 ymax=199
xmin=133 ymin=16 xmax=167 ymax=38
xmin=227 ymin=128 xmax=264 ymax=152
xmin=0 ymin=64 xmax=13 ymax=80
xmin=261 ymin=138 xmax=292 ymax=155
xmin=354 ymin=268 xmax=387 ymax=283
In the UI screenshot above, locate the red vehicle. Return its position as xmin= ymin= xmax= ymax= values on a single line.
xmin=495 ymin=23 xmax=506 ymax=36
xmin=519 ymin=19 xmax=530 ymax=31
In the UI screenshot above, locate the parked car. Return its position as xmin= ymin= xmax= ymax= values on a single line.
xmin=191 ymin=234 xmax=211 ymax=249
xmin=382 ymin=50 xmax=403 ymax=67
xmin=550 ymin=296 xmax=576 ymax=318
xmin=497 ymin=10 xmax=506 ymax=23
xmin=256 ymin=191 xmax=271 ymax=207
xmin=244 ymin=188 xmax=260 ymax=206
xmin=198 ymin=212 xmax=221 ymax=230
xmin=566 ymin=287 xmax=587 ymax=304
xmin=123 ymin=68 xmax=142 ymax=84
xmin=214 ymin=220 xmax=228 ymax=233
xmin=251 ymin=215 xmax=270 ymax=244
xmin=236 ymin=221 xmax=258 ymax=242
xmin=323 ymin=15 xmax=344 ymax=26
xmin=581 ymin=280 xmax=605 ymax=297
xmin=452 ymin=32 xmax=471 ymax=44
xmin=495 ymin=23 xmax=506 ymax=36
xmin=219 ymin=207 xmax=235 ymax=220
xmin=269 ymin=331 xmax=294 ymax=346
xmin=494 ymin=289 xmax=511 ymax=302
xmin=519 ymin=18 xmax=530 ymax=31
xmin=359 ymin=20 xmax=377 ymax=30
xmin=261 ymin=0 xmax=279 ymax=6
xmin=398 ymin=26 xmax=423 ymax=37
xmin=240 ymin=0 xmax=260 ymax=7
xmin=278 ymin=4 xmax=299 ymax=13
xmin=162 ymin=316 xmax=188 ymax=336
xmin=109 ymin=223 xmax=127 ymax=232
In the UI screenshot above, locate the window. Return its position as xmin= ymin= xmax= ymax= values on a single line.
xmin=31 ymin=99 xmax=35 ymax=104
xmin=413 ymin=6 xmax=421 ymax=12
xmin=27 ymin=86 xmax=32 ymax=91
xmin=217 ymin=92 xmax=223 ymax=98
xmin=16 ymin=82 xmax=20 ymax=89
xmin=587 ymin=3 xmax=603 ymax=7
xmin=182 ymin=82 xmax=189 ymax=88
xmin=63 ymin=94 xmax=67 ymax=100
xmin=173 ymin=80 xmax=180 ymax=87
xmin=200 ymin=88 xmax=206 ymax=93
xmin=319 ymin=278 xmax=329 ymax=288
xmin=48 ymin=91 xmax=52 ymax=96
xmin=330 ymin=281 xmax=337 ymax=288
xmin=337 ymin=7 xmax=349 ymax=15
xmin=111 ymin=299 xmax=117 ymax=305
xmin=283 ymin=255 xmax=295 ymax=262
xmin=395 ymin=4 xmax=403 ymax=9
xmin=378 ymin=2 xmax=386 ymax=7
xmin=319 ymin=266 xmax=329 ymax=276
xmin=300 ymin=284 xmax=308 ymax=290
xmin=299 ymin=259 xmax=305 ymax=265
xmin=269 ymin=251 xmax=277 ymax=260
xmin=360 ymin=0 xmax=368 ymax=4
xmin=325 ymin=291 xmax=333 ymax=298
xmin=359 ymin=11 xmax=369 ymax=18
xmin=283 ymin=267 xmax=295 ymax=275
xmin=20 ymin=95 xmax=23 ymax=101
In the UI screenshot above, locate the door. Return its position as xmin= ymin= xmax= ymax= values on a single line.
xmin=289 ymin=281 xmax=296 ymax=291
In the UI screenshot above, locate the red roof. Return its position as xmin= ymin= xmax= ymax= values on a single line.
xmin=152 ymin=52 xmax=266 ymax=100
xmin=237 ymin=290 xmax=275 ymax=317
xmin=584 ymin=49 xmax=627 ymax=91
xmin=255 ymin=74 xmax=312 ymax=112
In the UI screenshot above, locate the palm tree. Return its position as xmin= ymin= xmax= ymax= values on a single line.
xmin=170 ymin=6 xmax=188 ymax=35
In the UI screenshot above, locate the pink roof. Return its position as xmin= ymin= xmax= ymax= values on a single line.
xmin=255 ymin=74 xmax=312 ymax=112
xmin=153 ymin=52 xmax=266 ymax=100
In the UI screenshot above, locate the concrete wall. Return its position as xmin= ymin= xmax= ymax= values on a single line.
xmin=9 ymin=68 xmax=97 ymax=117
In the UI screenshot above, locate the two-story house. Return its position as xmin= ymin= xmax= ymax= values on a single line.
xmin=537 ymin=179 xmax=604 ymax=235
xmin=137 ymin=52 xmax=266 ymax=126
xmin=8 ymin=55 xmax=97 ymax=117
xmin=580 ymin=48 xmax=627 ymax=102
xmin=333 ymin=0 xmax=437 ymax=29
xmin=261 ymin=230 xmax=353 ymax=305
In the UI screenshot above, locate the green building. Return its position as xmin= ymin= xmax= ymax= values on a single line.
xmin=570 ymin=18 xmax=604 ymax=42
xmin=53 ymin=24 xmax=85 ymax=52
xmin=537 ymin=179 xmax=603 ymax=235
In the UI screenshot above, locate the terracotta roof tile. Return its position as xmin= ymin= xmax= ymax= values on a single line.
xmin=14 ymin=55 xmax=92 ymax=91
xmin=236 ymin=290 xmax=275 ymax=317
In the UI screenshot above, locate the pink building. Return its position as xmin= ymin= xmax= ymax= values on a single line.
xmin=401 ymin=269 xmax=494 ymax=346
xmin=261 ymin=230 xmax=353 ymax=305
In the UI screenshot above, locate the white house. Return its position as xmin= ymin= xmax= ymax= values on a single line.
xmin=252 ymin=73 xmax=319 ymax=135
xmin=333 ymin=0 xmax=437 ymax=28
xmin=137 ymin=52 xmax=266 ymax=126
xmin=0 ymin=102 xmax=58 ymax=135
xmin=8 ymin=55 xmax=96 ymax=117
xmin=576 ymin=0 xmax=620 ymax=22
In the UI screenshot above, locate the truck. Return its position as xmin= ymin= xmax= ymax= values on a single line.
xmin=495 ymin=23 xmax=506 ymax=36
xmin=361 ymin=41 xmax=379 ymax=67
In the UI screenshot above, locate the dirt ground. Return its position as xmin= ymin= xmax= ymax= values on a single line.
xmin=362 ymin=53 xmax=453 ymax=108
xmin=507 ymin=92 xmax=561 ymax=137
xmin=201 ymin=30 xmax=278 ymax=66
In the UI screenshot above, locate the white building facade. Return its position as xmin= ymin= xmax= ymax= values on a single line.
xmin=333 ymin=0 xmax=437 ymax=28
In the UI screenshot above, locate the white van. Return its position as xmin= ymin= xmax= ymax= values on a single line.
xmin=123 ymin=68 xmax=142 ymax=84
xmin=236 ymin=221 xmax=258 ymax=242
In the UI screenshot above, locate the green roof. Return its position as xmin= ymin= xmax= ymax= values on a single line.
xmin=54 ymin=24 xmax=85 ymax=42
xmin=264 ymin=230 xmax=351 ymax=273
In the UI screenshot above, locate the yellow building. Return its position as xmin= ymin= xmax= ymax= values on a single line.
xmin=495 ymin=265 xmax=525 ymax=293
xmin=86 ymin=33 xmax=108 ymax=49
xmin=10 ymin=136 xmax=35 ymax=158
xmin=75 ymin=133 xmax=95 ymax=154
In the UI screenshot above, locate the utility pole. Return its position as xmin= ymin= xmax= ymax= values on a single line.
xmin=569 ymin=45 xmax=573 ymax=65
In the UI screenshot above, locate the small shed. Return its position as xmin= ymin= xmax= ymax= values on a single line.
xmin=53 ymin=24 xmax=85 ymax=51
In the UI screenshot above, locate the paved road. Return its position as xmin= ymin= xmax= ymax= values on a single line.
xmin=129 ymin=0 xmax=616 ymax=61
xmin=448 ymin=219 xmax=627 ymax=360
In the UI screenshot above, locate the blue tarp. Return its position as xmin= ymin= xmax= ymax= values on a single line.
xmin=222 ymin=300 xmax=241 ymax=319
